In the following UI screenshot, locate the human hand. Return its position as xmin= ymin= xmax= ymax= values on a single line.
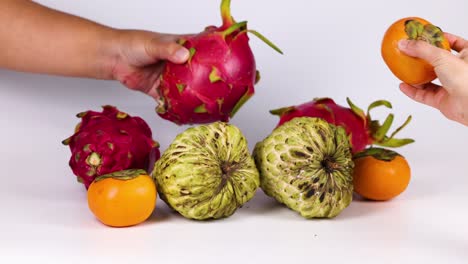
xmin=397 ymin=33 xmax=468 ymax=126
xmin=109 ymin=30 xmax=190 ymax=99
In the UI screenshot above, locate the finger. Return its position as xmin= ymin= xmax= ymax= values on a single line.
xmin=146 ymin=78 xmax=161 ymax=100
xmin=139 ymin=62 xmax=164 ymax=94
xmin=399 ymin=82 xmax=448 ymax=110
xmin=146 ymin=37 xmax=190 ymax=64
xmin=159 ymin=33 xmax=195 ymax=42
xmin=444 ymin=32 xmax=468 ymax=53
xmin=121 ymin=61 xmax=164 ymax=94
xmin=398 ymin=39 xmax=457 ymax=68
xmin=398 ymin=39 xmax=465 ymax=87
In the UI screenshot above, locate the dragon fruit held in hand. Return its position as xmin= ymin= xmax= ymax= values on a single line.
xmin=270 ymin=98 xmax=414 ymax=153
xmin=157 ymin=0 xmax=282 ymax=125
xmin=62 ymin=106 xmax=160 ymax=189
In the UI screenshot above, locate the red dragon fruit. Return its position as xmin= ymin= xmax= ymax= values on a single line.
xmin=156 ymin=0 xmax=282 ymax=125
xmin=62 ymin=106 xmax=160 ymax=189
xmin=270 ymin=98 xmax=414 ymax=153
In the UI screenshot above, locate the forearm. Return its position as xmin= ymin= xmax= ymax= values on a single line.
xmin=0 ymin=0 xmax=118 ymax=79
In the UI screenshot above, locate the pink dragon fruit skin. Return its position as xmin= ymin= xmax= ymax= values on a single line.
xmin=157 ymin=0 xmax=282 ymax=125
xmin=62 ymin=106 xmax=160 ymax=189
xmin=271 ymin=98 xmax=414 ymax=153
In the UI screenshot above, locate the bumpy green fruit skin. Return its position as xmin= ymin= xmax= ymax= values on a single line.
xmin=254 ymin=117 xmax=354 ymax=218
xmin=153 ymin=122 xmax=259 ymax=220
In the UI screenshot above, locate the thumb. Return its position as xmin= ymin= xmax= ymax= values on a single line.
xmin=398 ymin=39 xmax=458 ymax=71
xmin=146 ymin=38 xmax=190 ymax=64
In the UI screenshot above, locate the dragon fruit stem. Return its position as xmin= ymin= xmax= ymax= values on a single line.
xmin=346 ymin=97 xmax=366 ymax=123
xmin=364 ymin=100 xmax=414 ymax=148
xmin=231 ymin=89 xmax=254 ymax=117
xmin=374 ymin=137 xmax=415 ymax=148
xmin=222 ymin=21 xmax=248 ymax=37
xmin=221 ymin=0 xmax=235 ymax=28
xmin=269 ymin=106 xmax=295 ymax=116
xmin=366 ymin=100 xmax=392 ymax=119
xmin=241 ymin=30 xmax=283 ymax=54
xmin=220 ymin=0 xmax=283 ymax=54
xmin=390 ymin=115 xmax=412 ymax=139
xmin=374 ymin=114 xmax=394 ymax=141
xmin=62 ymin=137 xmax=71 ymax=145
xmin=255 ymin=70 xmax=261 ymax=84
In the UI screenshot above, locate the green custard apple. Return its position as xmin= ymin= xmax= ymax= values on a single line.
xmin=254 ymin=117 xmax=354 ymax=218
xmin=153 ymin=122 xmax=259 ymax=220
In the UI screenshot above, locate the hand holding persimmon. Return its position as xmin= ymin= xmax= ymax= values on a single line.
xmin=381 ymin=17 xmax=451 ymax=85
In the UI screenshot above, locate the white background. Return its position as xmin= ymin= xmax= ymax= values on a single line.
xmin=1 ymin=0 xmax=468 ymax=263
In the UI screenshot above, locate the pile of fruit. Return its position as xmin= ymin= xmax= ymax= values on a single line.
xmin=62 ymin=0 xmax=450 ymax=227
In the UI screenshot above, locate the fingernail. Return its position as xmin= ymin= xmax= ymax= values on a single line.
xmin=174 ymin=48 xmax=190 ymax=62
xmin=398 ymin=39 xmax=410 ymax=50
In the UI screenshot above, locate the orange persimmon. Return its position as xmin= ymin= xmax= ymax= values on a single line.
xmin=87 ymin=169 xmax=157 ymax=227
xmin=381 ymin=17 xmax=451 ymax=85
xmin=353 ymin=148 xmax=411 ymax=201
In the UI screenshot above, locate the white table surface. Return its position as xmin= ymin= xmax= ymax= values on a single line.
xmin=1 ymin=0 xmax=468 ymax=263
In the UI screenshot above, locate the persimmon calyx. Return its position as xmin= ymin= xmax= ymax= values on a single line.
xmin=94 ymin=169 xmax=148 ymax=182
xmin=404 ymin=19 xmax=446 ymax=48
xmin=353 ymin=147 xmax=400 ymax=162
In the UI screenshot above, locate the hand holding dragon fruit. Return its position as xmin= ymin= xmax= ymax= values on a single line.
xmin=157 ymin=0 xmax=282 ymax=125
xmin=271 ymin=98 xmax=414 ymax=153
xmin=62 ymin=106 xmax=160 ymax=189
